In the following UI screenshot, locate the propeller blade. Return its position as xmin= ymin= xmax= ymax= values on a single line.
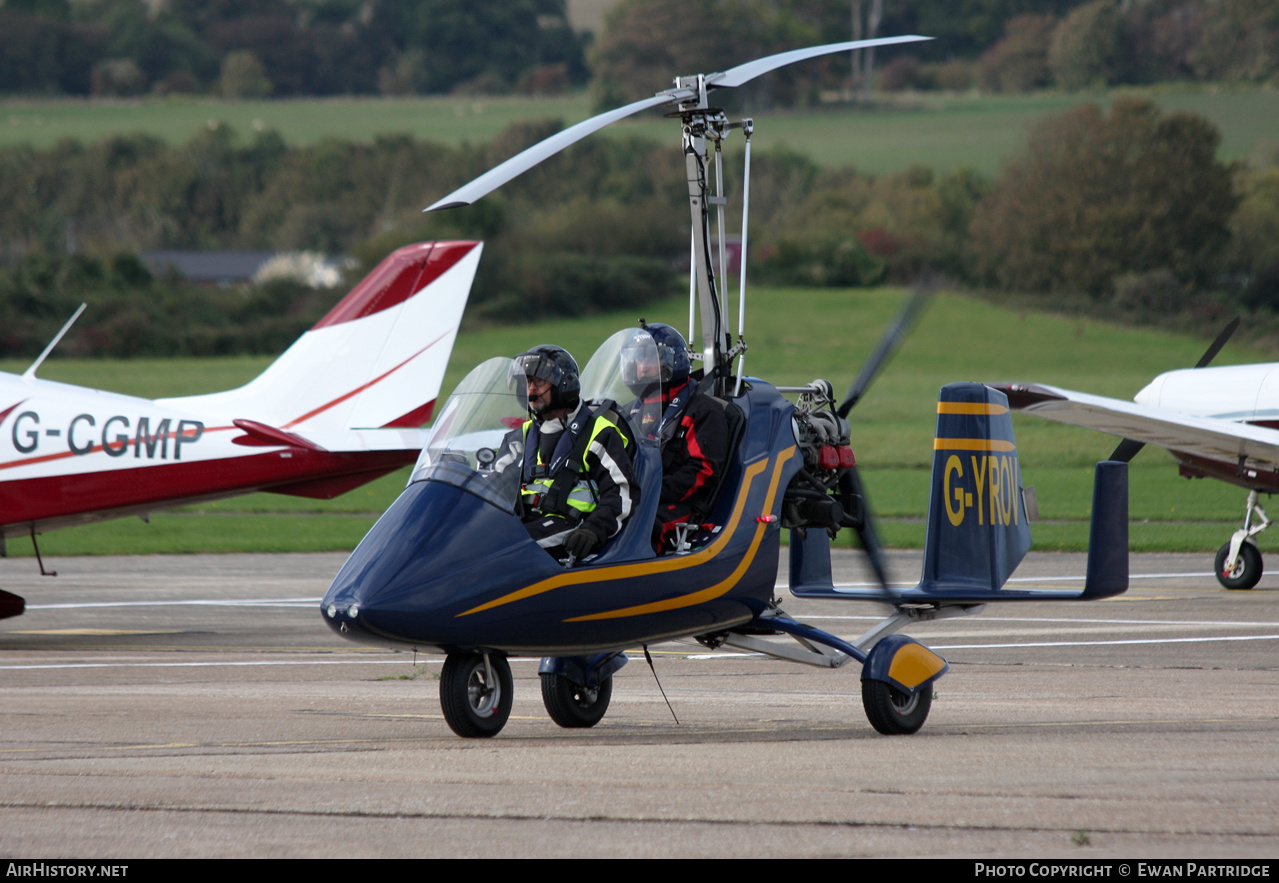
xmin=837 ymin=276 xmax=935 ymax=419
xmin=426 ymin=36 xmax=932 ymax=213
xmin=425 ymin=92 xmax=688 ymax=212
xmin=1107 ymin=316 xmax=1240 ymax=463
xmin=708 ymin=35 xmax=933 ymax=89
xmin=1194 ymin=316 xmax=1240 ymax=368
xmin=840 ymin=466 xmax=892 ymax=601
xmin=1108 ymin=437 xmax=1146 ymax=463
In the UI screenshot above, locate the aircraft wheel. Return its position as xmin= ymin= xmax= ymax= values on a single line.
xmin=440 ymin=653 xmax=513 ymax=738
xmin=862 ymin=679 xmax=931 ymax=735
xmin=1215 ymin=542 xmax=1263 ymax=591
xmin=540 ymin=673 xmax=612 ymax=728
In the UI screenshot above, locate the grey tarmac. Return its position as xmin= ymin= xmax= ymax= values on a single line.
xmin=1 ymin=549 xmax=1277 ymax=859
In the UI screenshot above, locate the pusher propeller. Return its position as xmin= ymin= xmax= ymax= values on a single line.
xmin=424 ymin=35 xmax=931 ymax=213
xmin=837 ymin=275 xmax=936 ymax=419
xmin=834 ymin=276 xmax=936 ymax=600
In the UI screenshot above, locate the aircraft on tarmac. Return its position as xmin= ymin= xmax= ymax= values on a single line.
xmin=0 ymin=240 xmax=483 ymax=619
xmin=992 ymin=319 xmax=1279 ymax=591
xmin=320 ymin=37 xmax=1131 ymax=740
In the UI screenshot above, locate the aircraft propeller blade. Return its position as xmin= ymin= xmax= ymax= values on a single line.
xmin=840 ymin=465 xmax=892 ymax=597
xmin=425 ymin=35 xmax=932 ymax=213
xmin=836 ymin=276 xmax=935 ymax=419
xmin=1108 ymin=316 xmax=1241 ymax=463
xmin=1194 ymin=316 xmax=1241 ymax=368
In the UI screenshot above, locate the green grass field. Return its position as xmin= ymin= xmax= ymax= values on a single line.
xmin=3 ymin=87 xmax=1275 ymax=173
xmin=2 ymin=286 xmax=1269 ymax=559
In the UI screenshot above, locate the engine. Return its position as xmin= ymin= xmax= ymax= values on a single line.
xmin=782 ymin=379 xmax=863 ymax=534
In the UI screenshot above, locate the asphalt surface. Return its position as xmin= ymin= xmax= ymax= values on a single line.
xmin=2 ymin=549 xmax=1277 ymax=858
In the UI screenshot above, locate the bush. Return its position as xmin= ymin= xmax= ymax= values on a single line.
xmin=754 ymin=236 xmax=884 ymax=288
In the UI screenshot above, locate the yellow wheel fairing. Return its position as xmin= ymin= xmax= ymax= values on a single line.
xmin=886 ymin=641 xmax=948 ymax=690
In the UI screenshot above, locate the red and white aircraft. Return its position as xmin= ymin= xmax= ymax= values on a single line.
xmin=992 ymin=325 xmax=1279 ymax=589
xmin=0 ymin=240 xmax=482 ymax=618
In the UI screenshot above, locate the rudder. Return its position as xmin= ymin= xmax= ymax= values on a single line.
xmin=920 ymin=382 xmax=1031 ymax=593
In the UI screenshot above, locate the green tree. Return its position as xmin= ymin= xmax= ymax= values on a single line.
xmin=1048 ymin=0 xmax=1121 ymax=90
xmin=970 ymin=98 xmax=1238 ymax=296
xmin=218 ymin=49 xmax=272 ymax=97
xmin=977 ymin=13 xmax=1056 ymax=92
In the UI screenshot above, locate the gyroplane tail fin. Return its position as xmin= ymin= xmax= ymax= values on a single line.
xmin=790 ymin=382 xmax=1128 ymax=603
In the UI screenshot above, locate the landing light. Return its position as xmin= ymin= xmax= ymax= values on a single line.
xmin=347 ymin=606 xmax=359 ymax=618
xmin=326 ymin=604 xmax=337 ymax=618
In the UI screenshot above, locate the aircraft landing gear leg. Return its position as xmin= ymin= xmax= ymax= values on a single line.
xmin=439 ymin=652 xmax=513 ymax=738
xmin=1216 ymin=491 xmax=1269 ymax=590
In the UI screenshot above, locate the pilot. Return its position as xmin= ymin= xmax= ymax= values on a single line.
xmin=621 ymin=323 xmax=729 ymax=552
xmin=498 ymin=344 xmax=638 ymax=562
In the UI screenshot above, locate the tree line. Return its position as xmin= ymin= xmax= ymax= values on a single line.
xmin=2 ymin=96 xmax=1277 ymax=358
xmin=2 ymin=0 xmax=1274 ymax=99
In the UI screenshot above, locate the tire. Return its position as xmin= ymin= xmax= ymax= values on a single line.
xmin=1215 ymin=542 xmax=1263 ymax=591
xmin=440 ymin=653 xmax=513 ymax=738
xmin=862 ymin=679 xmax=932 ymax=735
xmin=540 ymin=672 xmax=612 ymax=728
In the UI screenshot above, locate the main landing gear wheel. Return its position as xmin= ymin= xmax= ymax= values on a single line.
xmin=540 ymin=673 xmax=613 ymax=728
xmin=1216 ymin=542 xmax=1263 ymax=591
xmin=440 ymin=653 xmax=513 ymax=738
xmin=862 ymin=680 xmax=932 ymax=735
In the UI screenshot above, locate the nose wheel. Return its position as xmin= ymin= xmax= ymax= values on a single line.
xmin=440 ymin=652 xmax=513 ymax=737
xmin=1216 ymin=541 xmax=1263 ymax=591
xmin=540 ymin=673 xmax=613 ymax=727
xmin=1216 ymin=491 xmax=1269 ymax=590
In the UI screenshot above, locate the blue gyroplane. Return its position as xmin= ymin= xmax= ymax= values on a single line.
xmin=321 ymin=39 xmax=1130 ymax=738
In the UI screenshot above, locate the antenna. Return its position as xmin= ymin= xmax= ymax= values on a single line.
xmin=23 ymin=303 xmax=86 ymax=381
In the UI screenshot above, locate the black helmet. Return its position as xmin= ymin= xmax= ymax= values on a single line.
xmin=621 ymin=322 xmax=691 ymax=396
xmin=509 ymin=345 xmax=580 ymax=414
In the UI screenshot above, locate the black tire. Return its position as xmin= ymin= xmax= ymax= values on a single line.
xmin=1215 ymin=542 xmax=1263 ymax=591
xmin=862 ymin=679 xmax=932 ymax=735
xmin=439 ymin=653 xmax=513 ymax=738
xmin=540 ymin=673 xmax=612 ymax=728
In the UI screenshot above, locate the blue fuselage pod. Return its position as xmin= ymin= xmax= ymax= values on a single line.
xmin=321 ymin=381 xmax=805 ymax=656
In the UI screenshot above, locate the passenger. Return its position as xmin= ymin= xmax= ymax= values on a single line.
xmin=497 ymin=345 xmax=638 ymax=562
xmin=621 ymin=323 xmax=729 ymax=552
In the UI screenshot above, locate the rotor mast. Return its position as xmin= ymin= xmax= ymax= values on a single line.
xmin=676 ymin=78 xmax=753 ymax=393
xmin=676 ymin=75 xmax=724 ymax=380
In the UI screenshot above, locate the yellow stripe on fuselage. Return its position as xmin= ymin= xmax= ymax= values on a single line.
xmin=933 ymin=438 xmax=1015 ymax=452
xmin=565 ymin=447 xmax=794 ymax=621
xmin=456 ymin=447 xmax=795 ymax=618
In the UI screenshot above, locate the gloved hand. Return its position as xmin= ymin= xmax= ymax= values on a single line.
xmin=564 ymin=527 xmax=601 ymax=560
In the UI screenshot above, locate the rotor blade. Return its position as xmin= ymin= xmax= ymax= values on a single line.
xmin=837 ymin=276 xmax=936 ymax=419
xmin=424 ymin=91 xmax=690 ymax=212
xmin=1107 ymin=316 xmax=1240 ymax=463
xmin=708 ymin=35 xmax=933 ymax=89
xmin=426 ymin=36 xmax=932 ymax=213
xmin=1194 ymin=316 xmax=1240 ymax=368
